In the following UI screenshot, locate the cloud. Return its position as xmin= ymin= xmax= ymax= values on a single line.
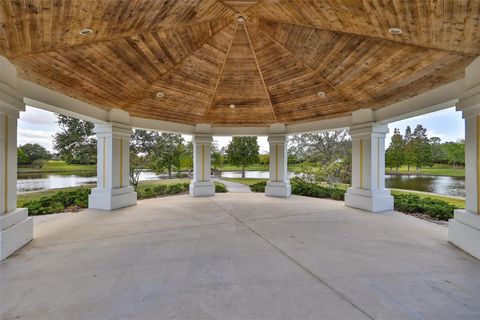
xmin=17 ymin=128 xmax=55 ymax=151
xmin=20 ymin=106 xmax=58 ymax=126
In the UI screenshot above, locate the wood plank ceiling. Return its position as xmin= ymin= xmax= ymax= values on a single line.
xmin=1 ymin=0 xmax=479 ymax=126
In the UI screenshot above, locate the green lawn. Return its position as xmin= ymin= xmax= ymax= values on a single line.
xmin=218 ymin=163 xmax=310 ymax=172
xmin=386 ymin=164 xmax=464 ymax=177
xmin=221 ymin=177 xmax=268 ymax=186
xmin=18 ymin=160 xmax=96 ymax=173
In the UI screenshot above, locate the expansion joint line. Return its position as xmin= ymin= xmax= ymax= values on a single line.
xmin=210 ymin=198 xmax=376 ymax=320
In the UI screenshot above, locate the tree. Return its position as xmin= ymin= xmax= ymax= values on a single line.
xmin=403 ymin=126 xmax=414 ymax=173
xmin=17 ymin=148 xmax=29 ymax=165
xmin=129 ymin=130 xmax=159 ymax=189
xmin=211 ymin=143 xmax=223 ymax=170
xmin=180 ymin=141 xmax=193 ymax=171
xmin=226 ymin=137 xmax=259 ymax=178
xmin=53 ymin=115 xmax=96 ymax=164
xmin=410 ymin=124 xmax=431 ymax=172
xmin=17 ymin=143 xmax=51 ymax=165
xmin=288 ymin=130 xmax=351 ymax=165
xmin=443 ymin=140 xmax=465 ymax=167
xmin=151 ymin=133 xmax=185 ymax=178
xmin=429 ymin=136 xmax=444 ymax=164
xmin=385 ymin=128 xmax=405 ymax=172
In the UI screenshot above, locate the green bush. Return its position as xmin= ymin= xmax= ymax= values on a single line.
xmin=23 ymin=187 xmax=91 ymax=215
xmin=215 ymin=183 xmax=228 ymax=193
xmin=250 ymin=181 xmax=266 ymax=192
xmin=290 ymin=177 xmax=345 ymax=200
xmin=137 ymin=183 xmax=190 ymax=199
xmin=394 ymin=194 xmax=454 ymax=221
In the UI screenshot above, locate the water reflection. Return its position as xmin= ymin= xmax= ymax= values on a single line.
xmin=17 ymin=170 xmax=465 ymax=198
xmin=385 ymin=174 xmax=465 ymax=197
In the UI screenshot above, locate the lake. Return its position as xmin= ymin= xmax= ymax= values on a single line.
xmin=17 ymin=171 xmax=162 ymax=193
xmin=17 ymin=170 xmax=466 ymax=198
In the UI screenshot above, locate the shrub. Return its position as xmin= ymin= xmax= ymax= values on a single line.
xmin=290 ymin=177 xmax=345 ymax=200
xmin=137 ymin=183 xmax=190 ymax=200
xmin=393 ymin=194 xmax=454 ymax=221
xmin=250 ymin=181 xmax=266 ymax=192
xmin=23 ymin=187 xmax=91 ymax=215
xmin=215 ymin=183 xmax=228 ymax=193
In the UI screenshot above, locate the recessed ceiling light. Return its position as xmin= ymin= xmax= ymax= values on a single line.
xmin=236 ymin=14 xmax=247 ymax=23
xmin=317 ymin=91 xmax=326 ymax=97
xmin=229 ymin=104 xmax=236 ymax=109
xmin=79 ymin=28 xmax=93 ymax=36
xmin=156 ymin=91 xmax=165 ymax=98
xmin=388 ymin=27 xmax=402 ymax=35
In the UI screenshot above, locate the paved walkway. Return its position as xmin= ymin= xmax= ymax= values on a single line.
xmin=2 ymin=193 xmax=479 ymax=320
xmin=214 ymin=178 xmax=252 ymax=192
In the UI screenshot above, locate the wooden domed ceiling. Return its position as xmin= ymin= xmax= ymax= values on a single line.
xmin=1 ymin=0 xmax=479 ymax=126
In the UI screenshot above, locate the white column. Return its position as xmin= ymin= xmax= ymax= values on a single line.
xmin=0 ymin=56 xmax=33 ymax=261
xmin=88 ymin=122 xmax=137 ymax=210
xmin=265 ymin=134 xmax=291 ymax=197
xmin=189 ymin=134 xmax=215 ymax=196
xmin=345 ymin=119 xmax=393 ymax=212
xmin=449 ymin=57 xmax=480 ymax=259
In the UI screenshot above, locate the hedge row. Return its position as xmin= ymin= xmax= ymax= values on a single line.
xmin=393 ymin=194 xmax=455 ymax=221
xmin=250 ymin=178 xmax=455 ymax=221
xmin=22 ymin=187 xmax=91 ymax=215
xmin=23 ymin=182 xmax=228 ymax=216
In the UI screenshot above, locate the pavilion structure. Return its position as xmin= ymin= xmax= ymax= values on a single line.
xmin=0 ymin=1 xmax=479 ymax=260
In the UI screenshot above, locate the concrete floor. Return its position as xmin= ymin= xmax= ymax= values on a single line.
xmin=1 ymin=194 xmax=479 ymax=320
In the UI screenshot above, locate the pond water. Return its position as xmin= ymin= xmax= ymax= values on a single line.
xmin=385 ymin=174 xmax=465 ymax=197
xmin=17 ymin=171 xmax=163 ymax=193
xmin=17 ymin=170 xmax=466 ymax=198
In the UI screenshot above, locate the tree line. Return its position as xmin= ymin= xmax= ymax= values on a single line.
xmin=386 ymin=124 xmax=465 ymax=173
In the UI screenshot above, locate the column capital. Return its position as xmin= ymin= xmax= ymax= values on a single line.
xmin=0 ymin=57 xmax=24 ymax=118
xmin=192 ymin=134 xmax=213 ymax=144
xmin=268 ymin=134 xmax=287 ymax=144
xmin=457 ymin=57 xmax=480 ymax=119
xmin=349 ymin=122 xmax=389 ymax=139
xmin=94 ymin=122 xmax=132 ymax=138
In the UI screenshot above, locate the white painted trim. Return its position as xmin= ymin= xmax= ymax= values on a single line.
xmin=374 ymin=79 xmax=464 ymax=124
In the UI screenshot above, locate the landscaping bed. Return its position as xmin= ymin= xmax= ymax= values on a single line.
xmin=249 ymin=178 xmax=458 ymax=222
xmin=19 ymin=180 xmax=228 ymax=215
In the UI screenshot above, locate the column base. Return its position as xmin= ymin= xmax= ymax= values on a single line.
xmin=0 ymin=208 xmax=33 ymax=261
xmin=345 ymin=187 xmax=393 ymax=212
xmin=449 ymin=210 xmax=480 ymax=259
xmin=189 ymin=181 xmax=215 ymax=197
xmin=88 ymin=186 xmax=137 ymax=211
xmin=265 ymin=181 xmax=291 ymax=198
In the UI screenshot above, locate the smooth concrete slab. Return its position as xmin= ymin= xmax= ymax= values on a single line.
xmin=1 ymin=193 xmax=479 ymax=320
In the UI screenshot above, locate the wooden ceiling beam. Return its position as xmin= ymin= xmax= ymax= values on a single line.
xmin=243 ymin=23 xmax=277 ymax=121
xmin=4 ymin=19 xmax=232 ymax=59
xmin=249 ymin=23 xmax=361 ymax=107
xmin=203 ymin=23 xmax=239 ymax=121
xmin=124 ymin=21 xmax=236 ymax=111
xmin=251 ymin=18 xmax=478 ymax=58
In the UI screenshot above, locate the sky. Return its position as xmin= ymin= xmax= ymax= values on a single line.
xmin=18 ymin=105 xmax=464 ymax=154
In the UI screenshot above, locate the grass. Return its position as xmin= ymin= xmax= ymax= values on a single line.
xmin=18 ymin=160 xmax=96 ymax=173
xmin=386 ymin=164 xmax=465 ymax=177
xmin=220 ymin=177 xmax=268 ymax=186
xmin=216 ymin=163 xmax=306 ymax=172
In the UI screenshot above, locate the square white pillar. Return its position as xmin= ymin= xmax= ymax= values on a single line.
xmin=88 ymin=123 xmax=137 ymax=210
xmin=189 ymin=134 xmax=215 ymax=197
xmin=345 ymin=121 xmax=393 ymax=212
xmin=449 ymin=57 xmax=480 ymax=259
xmin=0 ymin=56 xmax=32 ymax=261
xmin=266 ymin=134 xmax=291 ymax=197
